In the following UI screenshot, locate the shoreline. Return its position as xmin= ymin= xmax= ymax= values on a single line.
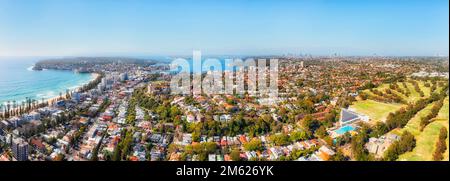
xmin=2 ymin=71 xmax=100 ymax=116
xmin=45 ymin=72 xmax=100 ymax=105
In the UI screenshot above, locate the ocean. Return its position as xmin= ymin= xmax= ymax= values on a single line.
xmin=0 ymin=57 xmax=94 ymax=106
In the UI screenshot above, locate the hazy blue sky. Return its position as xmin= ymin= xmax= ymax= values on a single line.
xmin=0 ymin=0 xmax=448 ymax=56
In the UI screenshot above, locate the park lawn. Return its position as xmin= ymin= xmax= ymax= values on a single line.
xmin=397 ymin=97 xmax=449 ymax=161
xmin=350 ymin=100 xmax=404 ymax=123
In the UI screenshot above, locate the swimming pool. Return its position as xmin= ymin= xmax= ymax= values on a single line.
xmin=335 ymin=125 xmax=356 ymax=135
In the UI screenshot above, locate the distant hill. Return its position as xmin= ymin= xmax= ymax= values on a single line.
xmin=33 ymin=57 xmax=163 ymax=71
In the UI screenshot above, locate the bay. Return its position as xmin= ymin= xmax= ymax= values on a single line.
xmin=0 ymin=57 xmax=94 ymax=106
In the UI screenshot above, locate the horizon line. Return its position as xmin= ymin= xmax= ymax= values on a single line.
xmin=1 ymin=54 xmax=449 ymax=59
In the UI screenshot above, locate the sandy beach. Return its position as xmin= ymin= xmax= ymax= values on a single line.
xmin=46 ymin=72 xmax=100 ymax=105
xmin=4 ymin=72 xmax=100 ymax=116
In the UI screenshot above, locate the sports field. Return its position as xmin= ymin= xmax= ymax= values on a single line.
xmin=350 ymin=100 xmax=404 ymax=122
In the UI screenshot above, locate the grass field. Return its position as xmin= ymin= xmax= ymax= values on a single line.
xmin=350 ymin=100 xmax=404 ymax=122
xmin=397 ymin=97 xmax=449 ymax=161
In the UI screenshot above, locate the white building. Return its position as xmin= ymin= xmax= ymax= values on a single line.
xmin=339 ymin=109 xmax=369 ymax=126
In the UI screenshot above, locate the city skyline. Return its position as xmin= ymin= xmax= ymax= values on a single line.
xmin=0 ymin=0 xmax=449 ymax=57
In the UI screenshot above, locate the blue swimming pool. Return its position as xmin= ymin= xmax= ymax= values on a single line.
xmin=335 ymin=125 xmax=356 ymax=135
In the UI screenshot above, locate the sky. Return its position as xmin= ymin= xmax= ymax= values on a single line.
xmin=0 ymin=0 xmax=448 ymax=57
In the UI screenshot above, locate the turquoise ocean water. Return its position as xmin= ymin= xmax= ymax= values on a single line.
xmin=0 ymin=57 xmax=94 ymax=105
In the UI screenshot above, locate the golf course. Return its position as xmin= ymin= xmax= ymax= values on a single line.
xmin=350 ymin=79 xmax=449 ymax=161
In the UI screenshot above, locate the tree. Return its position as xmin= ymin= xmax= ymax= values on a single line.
xmin=243 ymin=139 xmax=263 ymax=151
xmin=192 ymin=131 xmax=200 ymax=142
xmin=315 ymin=126 xmax=327 ymax=138
xmin=335 ymin=132 xmax=352 ymax=146
xmin=90 ymin=131 xmax=108 ymax=161
xmin=330 ymin=150 xmax=348 ymax=161
xmin=351 ymin=133 xmax=370 ymax=161
xmin=230 ymin=149 xmax=241 ymax=161
xmin=102 ymin=150 xmax=112 ymax=161
xmin=204 ymin=142 xmax=218 ymax=154
xmin=198 ymin=152 xmax=208 ymax=161
xmin=398 ymin=131 xmax=415 ymax=152
xmin=433 ymin=127 xmax=448 ymax=161
xmin=167 ymin=143 xmax=179 ymax=154
xmin=384 ymin=131 xmax=416 ymax=161
xmin=118 ymin=130 xmax=134 ymax=160
xmin=371 ymin=122 xmax=388 ymax=137
xmin=270 ymin=134 xmax=291 ymax=146
xmin=435 ymin=140 xmax=446 ymax=155
xmin=170 ymin=106 xmax=181 ymax=118
xmin=112 ymin=144 xmax=121 ymax=161
xmin=289 ymin=131 xmax=308 ymax=142
xmin=192 ymin=143 xmax=203 ymax=154
xmin=433 ymin=149 xmax=444 ymax=161
xmin=359 ymin=92 xmax=369 ymax=100
xmin=384 ymin=142 xmax=399 ymax=161
xmin=300 ymin=115 xmax=320 ymax=135
xmin=439 ymin=127 xmax=448 ymax=141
